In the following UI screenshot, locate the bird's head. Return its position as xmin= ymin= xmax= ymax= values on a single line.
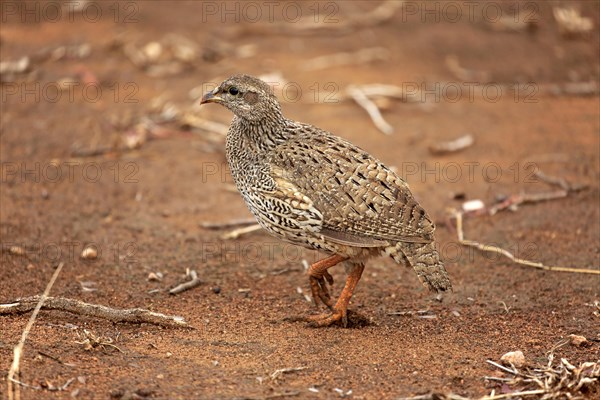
xmin=200 ymin=75 xmax=280 ymax=122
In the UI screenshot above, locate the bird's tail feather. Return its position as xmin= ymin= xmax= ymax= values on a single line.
xmin=392 ymin=242 xmax=452 ymax=292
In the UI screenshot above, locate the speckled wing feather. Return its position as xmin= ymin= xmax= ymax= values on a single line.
xmin=267 ymin=124 xmax=435 ymax=246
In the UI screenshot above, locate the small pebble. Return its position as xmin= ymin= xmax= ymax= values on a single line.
xmin=212 ymin=286 xmax=221 ymax=294
xmin=501 ymin=350 xmax=525 ymax=368
xmin=80 ymin=246 xmax=98 ymax=260
xmin=9 ymin=246 xmax=25 ymax=256
xmin=147 ymin=272 xmax=163 ymax=282
xmin=462 ymin=199 xmax=485 ymax=212
xmin=569 ymin=334 xmax=588 ymax=347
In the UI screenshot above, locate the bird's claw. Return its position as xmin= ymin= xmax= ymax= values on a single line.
xmin=309 ymin=271 xmax=334 ymax=309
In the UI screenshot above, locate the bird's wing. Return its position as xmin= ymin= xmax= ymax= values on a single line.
xmin=267 ymin=129 xmax=435 ymax=245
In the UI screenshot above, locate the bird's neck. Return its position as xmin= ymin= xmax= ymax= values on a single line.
xmin=229 ymin=111 xmax=288 ymax=154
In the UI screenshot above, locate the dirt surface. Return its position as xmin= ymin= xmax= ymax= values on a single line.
xmin=1 ymin=1 xmax=599 ymax=399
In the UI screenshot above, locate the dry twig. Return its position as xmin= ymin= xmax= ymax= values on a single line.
xmin=445 ymin=55 xmax=490 ymax=82
xmin=169 ymin=269 xmax=203 ymax=295
xmin=270 ymin=366 xmax=308 ymax=381
xmin=220 ymin=224 xmax=263 ymax=240
xmin=429 ymin=134 xmax=475 ymax=155
xmin=0 ymin=296 xmax=190 ymax=327
xmin=487 ymin=190 xmax=569 ymax=215
xmin=200 ymin=218 xmax=257 ymax=229
xmin=272 ymin=1 xmax=404 ymax=35
xmin=7 ymin=262 xmax=64 ymax=400
xmin=343 ymin=83 xmax=422 ymax=103
xmin=179 ymin=113 xmax=228 ymax=136
xmin=453 ymin=210 xmax=599 ymax=275
xmin=346 ymin=85 xmax=394 ymax=135
xmin=301 ymin=47 xmax=390 ymax=71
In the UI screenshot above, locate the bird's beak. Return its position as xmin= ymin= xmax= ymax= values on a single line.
xmin=200 ymin=88 xmax=222 ymax=105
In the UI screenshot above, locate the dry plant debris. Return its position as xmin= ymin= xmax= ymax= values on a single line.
xmin=269 ymin=366 xmax=308 ymax=381
xmin=169 ymin=269 xmax=203 ymax=295
xmin=343 ymin=82 xmax=431 ymax=134
xmin=553 ymin=7 xmax=594 ymax=37
xmin=484 ymin=353 xmax=599 ymax=400
xmin=271 ymin=0 xmax=404 ymax=35
xmin=200 ymin=218 xmax=257 ymax=229
xmin=452 ymin=210 xmax=599 ymax=275
xmin=7 ymin=262 xmax=64 ymax=400
xmin=0 ymin=296 xmax=190 ymax=327
xmin=301 ymin=47 xmax=390 ymax=71
xmin=448 ymin=169 xmax=599 ymax=275
xmin=445 ymin=55 xmax=490 ymax=82
xmin=429 ymin=134 xmax=475 ymax=155
xmin=346 ymin=84 xmax=394 ymax=135
xmin=398 ymin=353 xmax=598 ymax=399
xmin=220 ymin=224 xmax=263 ymax=240
xmin=74 ymin=329 xmax=123 ymax=353
xmin=120 ymin=33 xmax=199 ymax=77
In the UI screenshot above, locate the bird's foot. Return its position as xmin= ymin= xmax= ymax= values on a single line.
xmin=309 ymin=271 xmax=334 ymax=309
xmin=288 ymin=309 xmax=371 ymax=328
xmin=304 ymin=308 xmax=347 ymax=328
xmin=283 ymin=308 xmax=348 ymax=327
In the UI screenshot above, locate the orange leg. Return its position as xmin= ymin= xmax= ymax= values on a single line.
xmin=306 ymin=263 xmax=365 ymax=328
xmin=307 ymin=254 xmax=346 ymax=309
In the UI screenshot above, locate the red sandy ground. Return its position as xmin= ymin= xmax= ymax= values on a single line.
xmin=1 ymin=2 xmax=599 ymax=399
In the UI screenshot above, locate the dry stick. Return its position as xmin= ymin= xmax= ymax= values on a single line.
xmin=488 ymin=190 xmax=568 ymax=215
xmin=169 ymin=270 xmax=203 ymax=295
xmin=200 ymin=218 xmax=257 ymax=229
xmin=180 ymin=113 xmax=228 ymax=136
xmin=481 ymin=390 xmax=546 ymax=400
xmin=341 ymin=83 xmax=423 ymax=103
xmin=270 ymin=366 xmax=308 ymax=381
xmin=220 ymin=223 xmax=262 ymax=240
xmin=7 ymin=262 xmax=64 ymax=400
xmin=0 ymin=296 xmax=190 ymax=327
xmin=272 ymin=0 xmax=404 ymax=35
xmin=346 ymin=85 xmax=394 ymax=135
xmin=454 ymin=211 xmax=600 ymax=275
xmin=397 ymin=395 xmax=470 ymax=400
xmin=301 ymin=47 xmax=390 ymax=71
xmin=533 ymin=169 xmax=574 ymax=191
xmin=429 ymin=134 xmax=475 ymax=155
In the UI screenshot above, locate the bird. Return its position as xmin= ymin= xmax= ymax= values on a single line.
xmin=201 ymin=74 xmax=452 ymax=327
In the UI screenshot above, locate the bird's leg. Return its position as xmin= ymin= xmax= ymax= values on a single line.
xmin=306 ymin=263 xmax=365 ymax=328
xmin=307 ymin=254 xmax=346 ymax=309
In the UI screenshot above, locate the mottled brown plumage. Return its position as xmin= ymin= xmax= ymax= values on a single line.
xmin=201 ymin=74 xmax=451 ymax=327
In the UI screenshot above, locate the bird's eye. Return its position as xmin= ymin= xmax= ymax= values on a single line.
xmin=228 ymin=87 xmax=239 ymax=96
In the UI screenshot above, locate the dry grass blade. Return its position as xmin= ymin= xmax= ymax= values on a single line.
xmin=7 ymin=262 xmax=64 ymax=400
